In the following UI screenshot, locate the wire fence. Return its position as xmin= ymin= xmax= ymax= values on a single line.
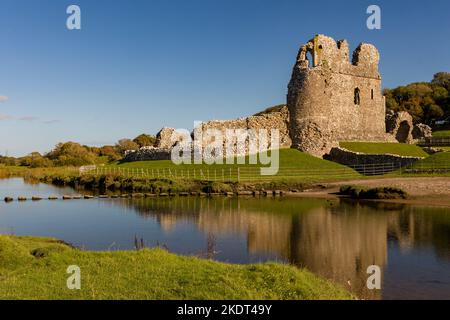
xmin=417 ymin=137 xmax=450 ymax=147
xmin=79 ymin=160 xmax=450 ymax=182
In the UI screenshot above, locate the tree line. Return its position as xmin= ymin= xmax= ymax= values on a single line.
xmin=0 ymin=133 xmax=156 ymax=168
xmin=384 ymin=72 xmax=450 ymax=125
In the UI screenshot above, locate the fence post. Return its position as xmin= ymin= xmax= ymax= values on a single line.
xmin=237 ymin=167 xmax=240 ymax=182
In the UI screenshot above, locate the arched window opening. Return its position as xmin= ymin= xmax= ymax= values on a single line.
xmin=354 ymin=88 xmax=361 ymax=105
xmin=306 ymin=51 xmax=313 ymax=68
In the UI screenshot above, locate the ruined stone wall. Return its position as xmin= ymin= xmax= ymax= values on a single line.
xmin=327 ymin=147 xmax=423 ymax=172
xmin=123 ymin=146 xmax=171 ymax=162
xmin=288 ymin=35 xmax=391 ymax=157
xmin=385 ymin=111 xmax=414 ymax=143
xmin=193 ymin=105 xmax=292 ymax=156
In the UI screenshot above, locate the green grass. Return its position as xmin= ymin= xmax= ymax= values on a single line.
xmin=409 ymin=151 xmax=450 ymax=168
xmin=433 ymin=130 xmax=450 ymax=137
xmin=113 ymin=149 xmax=341 ymax=169
xmin=339 ymin=142 xmax=428 ymax=158
xmin=108 ymin=149 xmax=361 ymax=182
xmin=0 ymin=235 xmax=352 ymax=300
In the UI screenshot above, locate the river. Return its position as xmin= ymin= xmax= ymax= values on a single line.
xmin=0 ymin=178 xmax=449 ymax=300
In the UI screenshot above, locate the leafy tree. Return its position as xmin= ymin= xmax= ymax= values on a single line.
xmin=46 ymin=142 xmax=98 ymax=166
xmin=116 ymin=139 xmax=139 ymax=155
xmin=432 ymin=72 xmax=450 ymax=91
xmin=98 ymin=145 xmax=121 ymax=162
xmin=19 ymin=152 xmax=53 ymax=168
xmin=133 ymin=134 xmax=156 ymax=148
xmin=384 ymin=72 xmax=450 ymax=125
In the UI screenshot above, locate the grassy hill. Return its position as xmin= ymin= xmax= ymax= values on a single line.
xmin=408 ymin=151 xmax=450 ymax=168
xmin=108 ymin=149 xmax=360 ymax=182
xmin=339 ymin=142 xmax=428 ymax=158
xmin=114 ymin=149 xmax=347 ymax=169
xmin=0 ymin=235 xmax=352 ymax=300
xmin=433 ymin=130 xmax=450 ymax=137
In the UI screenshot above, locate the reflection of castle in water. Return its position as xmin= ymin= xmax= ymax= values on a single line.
xmin=117 ymin=197 xmax=449 ymax=299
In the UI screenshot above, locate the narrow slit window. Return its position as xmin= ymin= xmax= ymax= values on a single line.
xmin=354 ymin=88 xmax=361 ymax=105
xmin=371 ymin=89 xmax=374 ymax=100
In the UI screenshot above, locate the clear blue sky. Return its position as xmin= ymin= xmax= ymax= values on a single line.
xmin=1 ymin=0 xmax=449 ymax=156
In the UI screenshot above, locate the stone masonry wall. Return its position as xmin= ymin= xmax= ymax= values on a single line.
xmin=192 ymin=105 xmax=292 ymax=156
xmin=288 ymin=35 xmax=392 ymax=157
xmin=123 ymin=146 xmax=171 ymax=162
xmin=327 ymin=147 xmax=423 ymax=174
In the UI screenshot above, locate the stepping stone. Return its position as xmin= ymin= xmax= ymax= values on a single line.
xmin=178 ymin=192 xmax=189 ymax=196
xmin=159 ymin=193 xmax=169 ymax=197
xmin=84 ymin=195 xmax=94 ymax=199
xmin=62 ymin=195 xmax=73 ymax=200
xmin=131 ymin=193 xmax=144 ymax=198
xmin=48 ymin=196 xmax=58 ymax=200
xmin=144 ymin=193 xmax=156 ymax=197
xmin=4 ymin=197 xmax=13 ymax=202
xmin=98 ymin=195 xmax=109 ymax=198
xmin=18 ymin=196 xmax=27 ymax=201
xmin=237 ymin=191 xmax=253 ymax=196
xmin=32 ymin=196 xmax=43 ymax=201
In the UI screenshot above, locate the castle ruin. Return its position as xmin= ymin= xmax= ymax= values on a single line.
xmin=287 ymin=34 xmax=395 ymax=157
xmin=126 ymin=34 xmax=428 ymax=163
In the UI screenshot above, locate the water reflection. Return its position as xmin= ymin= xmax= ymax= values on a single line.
xmin=117 ymin=197 xmax=450 ymax=299
xmin=1 ymin=178 xmax=449 ymax=299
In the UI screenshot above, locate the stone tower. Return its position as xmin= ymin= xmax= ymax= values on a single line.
xmin=287 ymin=35 xmax=389 ymax=157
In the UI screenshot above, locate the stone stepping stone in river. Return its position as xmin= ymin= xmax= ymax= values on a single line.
xmin=18 ymin=196 xmax=27 ymax=201
xmin=144 ymin=193 xmax=156 ymax=197
xmin=48 ymin=196 xmax=58 ymax=200
xmin=131 ymin=193 xmax=144 ymax=198
xmin=62 ymin=195 xmax=73 ymax=200
xmin=32 ymin=196 xmax=43 ymax=201
xmin=4 ymin=197 xmax=14 ymax=202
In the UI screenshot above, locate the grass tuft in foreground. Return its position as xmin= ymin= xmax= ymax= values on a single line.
xmin=0 ymin=235 xmax=353 ymax=300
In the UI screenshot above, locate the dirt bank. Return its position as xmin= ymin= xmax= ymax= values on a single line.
xmin=300 ymin=177 xmax=450 ymax=208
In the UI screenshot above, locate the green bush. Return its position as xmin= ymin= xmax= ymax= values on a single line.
xmin=202 ymin=182 xmax=233 ymax=193
xmin=339 ymin=185 xmax=408 ymax=199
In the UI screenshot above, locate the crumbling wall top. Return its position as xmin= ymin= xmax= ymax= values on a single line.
xmin=295 ymin=34 xmax=380 ymax=78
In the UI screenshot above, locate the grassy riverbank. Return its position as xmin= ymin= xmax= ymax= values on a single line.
xmin=1 ymin=149 xmax=449 ymax=194
xmin=0 ymin=150 xmax=362 ymax=193
xmin=0 ymin=235 xmax=352 ymax=300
